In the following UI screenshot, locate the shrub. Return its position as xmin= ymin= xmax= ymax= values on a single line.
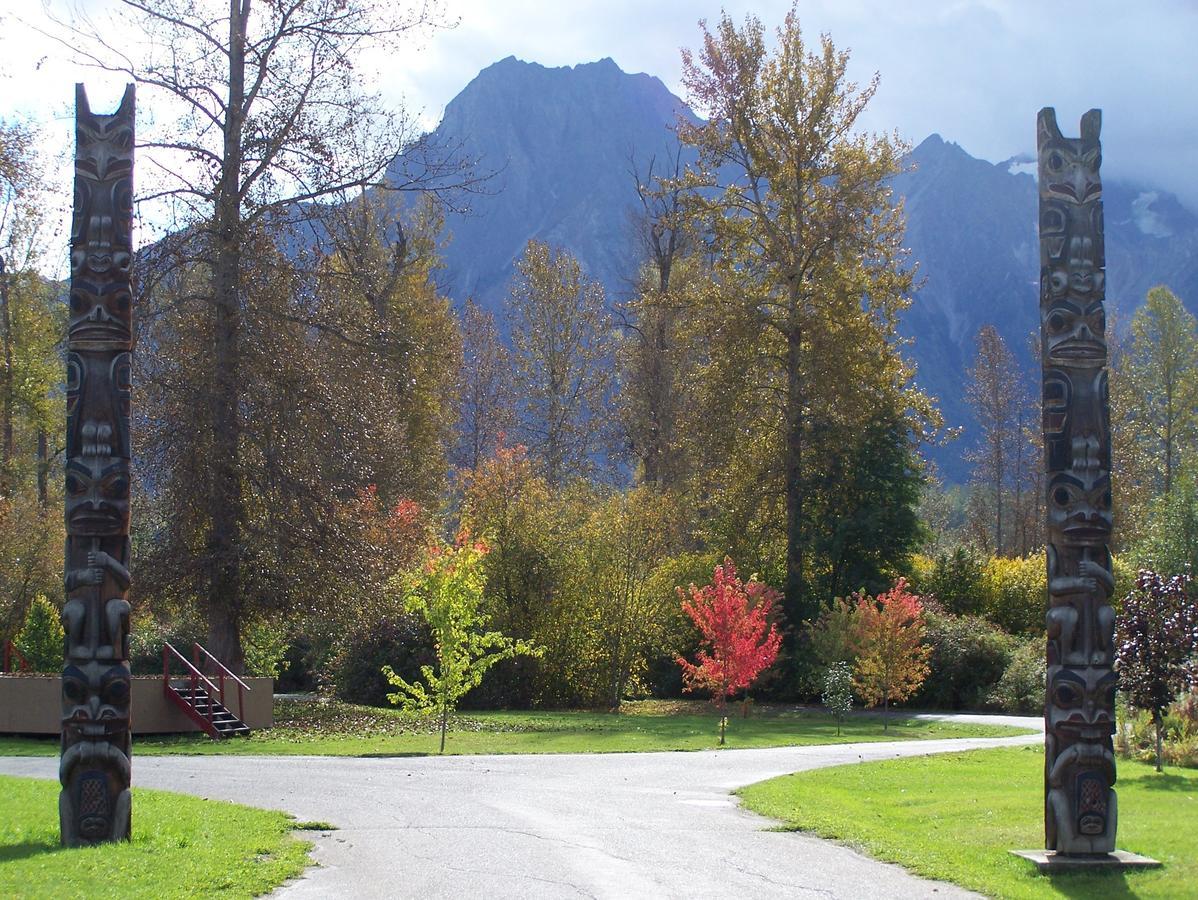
xmin=243 ymin=619 xmax=291 ymax=679
xmin=913 ymin=547 xmax=987 ymax=616
xmin=804 ymin=596 xmax=858 ymax=669
xmin=331 ymin=615 xmax=436 ymax=707
xmin=982 ymin=554 xmax=1047 ymax=635
xmin=987 ymin=638 xmax=1046 ymax=714
xmin=915 ymin=611 xmax=1014 ymax=710
xmin=13 ymin=594 xmax=64 ymax=673
xmin=127 ymin=614 xmax=204 ymax=676
xmin=821 ymin=661 xmax=853 ymax=735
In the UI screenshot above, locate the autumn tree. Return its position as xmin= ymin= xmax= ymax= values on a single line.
xmin=572 ymin=486 xmax=683 ymax=708
xmin=676 ymin=5 xmax=935 ymax=628
xmin=676 ymin=558 xmax=782 ymax=744
xmin=964 ymin=325 xmax=1037 ymax=557
xmin=453 ymin=299 xmax=515 ymax=473
xmin=0 ymin=120 xmax=64 ymax=637
xmin=1125 ymin=286 xmax=1198 ymax=496
xmin=54 ymin=0 xmax=472 ymax=670
xmin=1116 ymin=569 xmax=1198 ymax=771
xmin=384 ymin=533 xmax=539 ymax=753
xmin=508 ymin=240 xmax=612 ymax=487
xmin=850 ymin=579 xmax=931 ymax=730
xmin=617 ymin=148 xmax=696 ymax=488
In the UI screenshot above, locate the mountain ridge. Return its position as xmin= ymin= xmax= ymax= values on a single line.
xmin=404 ymin=56 xmax=1198 ymax=481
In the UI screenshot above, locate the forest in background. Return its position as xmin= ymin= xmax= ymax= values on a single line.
xmin=1 ymin=2 xmax=1196 ymax=717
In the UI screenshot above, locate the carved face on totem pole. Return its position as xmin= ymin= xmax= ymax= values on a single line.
xmin=65 ymin=458 xmax=131 ymax=537
xmin=1047 ymin=469 xmax=1112 ymax=548
xmin=61 ymin=661 xmax=131 ymax=743
xmin=70 ymin=110 xmax=134 ymax=347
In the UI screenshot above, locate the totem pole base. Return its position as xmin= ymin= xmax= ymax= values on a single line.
xmin=1009 ymin=849 xmax=1160 ymax=872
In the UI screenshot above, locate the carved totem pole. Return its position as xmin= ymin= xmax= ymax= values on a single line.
xmin=61 ymin=84 xmax=135 ymax=847
xmin=1037 ymin=108 xmax=1117 ymax=856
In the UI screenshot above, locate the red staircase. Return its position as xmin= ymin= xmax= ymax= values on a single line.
xmin=162 ymin=642 xmax=252 ymax=739
xmin=2 ymin=640 xmax=30 ymax=673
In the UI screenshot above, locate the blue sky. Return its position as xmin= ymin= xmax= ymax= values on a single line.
xmin=2 ymin=0 xmax=1196 ymax=261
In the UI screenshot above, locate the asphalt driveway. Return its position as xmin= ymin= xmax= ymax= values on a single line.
xmin=1 ymin=715 xmax=1042 ymax=899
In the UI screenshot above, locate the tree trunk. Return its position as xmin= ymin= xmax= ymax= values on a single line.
xmin=36 ymin=429 xmax=47 ymax=510
xmin=1154 ymin=707 xmax=1164 ymax=773
xmin=0 ymin=262 xmax=13 ymax=497
xmin=882 ymin=693 xmax=889 ymax=732
xmin=206 ymin=0 xmax=249 ymax=673
xmin=783 ymin=319 xmax=806 ymax=631
xmin=439 ymin=703 xmax=448 ymax=754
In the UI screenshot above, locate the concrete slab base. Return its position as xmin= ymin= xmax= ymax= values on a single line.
xmin=1010 ymin=849 xmax=1161 ymax=872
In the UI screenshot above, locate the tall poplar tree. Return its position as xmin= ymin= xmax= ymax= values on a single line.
xmin=1126 ymin=286 xmax=1198 ymax=496
xmin=507 ymin=240 xmax=612 ymax=488
xmin=676 ymin=5 xmax=933 ymax=626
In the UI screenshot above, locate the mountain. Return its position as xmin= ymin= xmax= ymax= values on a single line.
xmin=408 ymin=56 xmax=695 ymax=307
xmin=404 ymin=57 xmax=1198 ymax=482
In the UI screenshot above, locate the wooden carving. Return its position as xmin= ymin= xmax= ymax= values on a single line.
xmin=61 ymin=83 xmax=135 ymax=847
xmin=1037 ymin=107 xmax=1117 ymax=855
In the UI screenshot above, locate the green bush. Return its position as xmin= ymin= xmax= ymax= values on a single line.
xmin=914 ymin=610 xmax=1014 ymax=710
xmin=982 ymin=554 xmax=1047 ymax=635
xmin=1117 ymin=705 xmax=1198 ymax=768
xmin=987 ymin=637 xmax=1045 ymax=713
xmin=331 ymin=615 xmax=435 ymax=707
xmin=912 ymin=547 xmax=987 ymax=617
xmin=243 ymin=619 xmax=290 ymax=679
xmin=127 ymin=615 xmax=204 ymax=676
xmin=13 ymin=594 xmax=64 ymax=673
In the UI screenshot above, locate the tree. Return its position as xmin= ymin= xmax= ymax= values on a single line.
xmin=507 ymin=240 xmax=612 ymax=487
xmin=676 ymin=5 xmax=934 ymax=628
xmin=383 ymin=532 xmax=539 ymax=753
xmin=1126 ymin=286 xmax=1198 ymax=496
xmin=821 ymin=660 xmax=853 ymax=736
xmin=453 ymin=300 xmax=515 ymax=473
xmin=964 ymin=325 xmax=1036 ymax=557
xmin=803 ymin=595 xmax=858 ymax=670
xmin=676 ymin=558 xmax=782 ymax=744
xmin=54 ymin=0 xmax=470 ymax=671
xmin=1115 ymin=568 xmax=1198 ymax=771
xmin=617 ymin=148 xmax=695 ymax=488
xmin=573 ymin=486 xmax=683 ymax=708
xmin=14 ymin=594 xmax=64 ymax=673
xmin=850 ymin=579 xmax=931 ymax=730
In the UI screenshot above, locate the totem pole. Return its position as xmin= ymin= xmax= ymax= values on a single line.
xmin=1037 ymin=108 xmax=1117 ymax=856
xmin=61 ymin=84 xmax=135 ymax=847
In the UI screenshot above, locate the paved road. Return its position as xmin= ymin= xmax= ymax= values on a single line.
xmin=1 ymin=716 xmax=1042 ymax=899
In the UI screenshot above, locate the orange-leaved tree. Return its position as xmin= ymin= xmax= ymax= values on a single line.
xmin=850 ymin=578 xmax=931 ymax=731
xmin=677 ymin=558 xmax=782 ymax=744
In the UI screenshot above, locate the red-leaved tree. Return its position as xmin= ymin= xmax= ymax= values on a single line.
xmin=850 ymin=579 xmax=931 ymax=731
xmin=676 ymin=558 xmax=782 ymax=744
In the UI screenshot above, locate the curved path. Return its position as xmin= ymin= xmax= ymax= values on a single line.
xmin=1 ymin=716 xmax=1042 ymax=899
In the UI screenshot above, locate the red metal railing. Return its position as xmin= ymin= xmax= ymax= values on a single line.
xmin=162 ymin=641 xmax=225 ymax=736
xmin=191 ymin=641 xmax=251 ymax=721
xmin=2 ymin=640 xmax=30 ymax=673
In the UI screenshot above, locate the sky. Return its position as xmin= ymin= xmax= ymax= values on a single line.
xmin=2 ymin=0 xmax=1196 ymax=265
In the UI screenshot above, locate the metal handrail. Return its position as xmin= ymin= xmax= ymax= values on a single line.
xmin=191 ymin=641 xmax=251 ymax=721
xmin=162 ymin=641 xmax=223 ymax=730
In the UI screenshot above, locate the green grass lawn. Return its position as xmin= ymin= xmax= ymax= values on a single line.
xmin=0 ymin=699 xmax=1032 ymax=757
xmin=738 ymin=745 xmax=1198 ymax=899
xmin=0 ymin=775 xmax=314 ymax=899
